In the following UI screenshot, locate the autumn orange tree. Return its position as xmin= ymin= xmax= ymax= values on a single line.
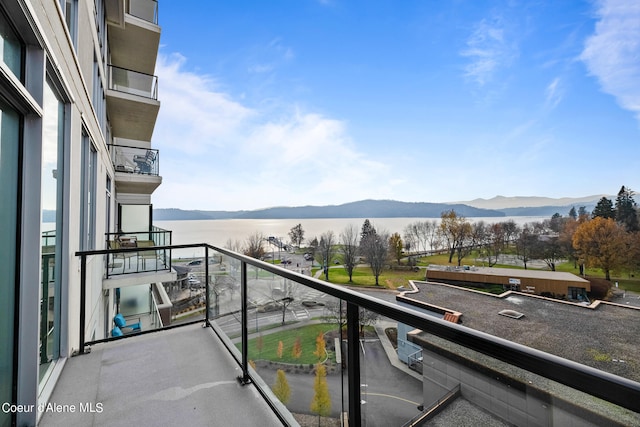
xmin=572 ymin=217 xmax=626 ymax=280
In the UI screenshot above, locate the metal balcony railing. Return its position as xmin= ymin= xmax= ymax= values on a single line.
xmin=77 ymin=243 xmax=640 ymax=426
xmin=104 ymin=227 xmax=171 ymax=278
xmin=127 ymin=0 xmax=158 ymax=24
xmin=108 ymin=64 xmax=158 ymax=100
xmin=109 ymin=144 xmax=159 ymax=176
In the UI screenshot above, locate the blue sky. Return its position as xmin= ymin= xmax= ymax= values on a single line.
xmin=151 ymin=0 xmax=640 ymax=211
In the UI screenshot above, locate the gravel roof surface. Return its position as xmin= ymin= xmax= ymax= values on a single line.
xmin=399 ymin=281 xmax=640 ymax=382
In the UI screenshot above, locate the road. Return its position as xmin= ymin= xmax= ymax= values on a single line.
xmin=255 ymin=337 xmax=423 ymax=426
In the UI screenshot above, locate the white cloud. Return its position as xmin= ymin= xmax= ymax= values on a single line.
xmin=152 ymin=53 xmax=393 ymax=210
xmin=461 ymin=16 xmax=517 ymax=86
xmin=581 ymin=0 xmax=640 ymax=122
xmin=545 ymin=77 xmax=563 ymax=110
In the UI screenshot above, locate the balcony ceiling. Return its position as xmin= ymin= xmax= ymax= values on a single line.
xmin=107 ymin=90 xmax=160 ymax=141
xmin=109 ymin=15 xmax=160 ymax=75
xmin=114 ymin=171 xmax=162 ymax=195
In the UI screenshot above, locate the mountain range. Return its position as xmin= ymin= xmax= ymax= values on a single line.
xmin=153 ymin=195 xmax=606 ymax=221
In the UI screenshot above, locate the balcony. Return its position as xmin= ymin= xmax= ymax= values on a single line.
xmin=58 ymin=243 xmax=640 ymax=426
xmin=104 ymin=227 xmax=173 ymax=281
xmin=106 ymin=0 xmax=160 ymax=75
xmin=110 ymin=144 xmax=161 ymax=194
xmin=106 ymin=65 xmax=160 ymax=141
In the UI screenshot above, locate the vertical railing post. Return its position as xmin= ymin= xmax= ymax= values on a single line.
xmin=238 ymin=260 xmax=251 ymax=385
xmin=79 ymin=254 xmax=87 ymax=355
xmin=347 ymin=302 xmax=361 ymax=426
xmin=205 ymin=246 xmax=210 ymax=323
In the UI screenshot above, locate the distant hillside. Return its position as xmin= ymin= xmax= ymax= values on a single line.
xmin=154 ymin=199 xmax=505 ymax=221
xmin=457 ymin=194 xmax=607 ymax=210
xmin=498 ymin=204 xmax=599 ymax=217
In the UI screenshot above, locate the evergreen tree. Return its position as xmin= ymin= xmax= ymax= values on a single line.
xmin=592 ymin=197 xmax=615 ymax=219
xmin=568 ymin=207 xmax=577 ymax=219
xmin=272 ymin=369 xmax=291 ymax=404
xmin=360 ymin=219 xmax=376 ymax=241
xmin=615 ymin=186 xmax=639 ymax=232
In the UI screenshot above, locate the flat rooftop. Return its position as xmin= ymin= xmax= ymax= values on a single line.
xmin=39 ymin=324 xmax=283 ymax=427
xmin=398 ymin=281 xmax=640 ymax=382
xmin=426 ymin=265 xmax=589 ymax=284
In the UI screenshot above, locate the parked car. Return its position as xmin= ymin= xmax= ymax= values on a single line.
xmin=187 ymin=259 xmax=202 ymax=266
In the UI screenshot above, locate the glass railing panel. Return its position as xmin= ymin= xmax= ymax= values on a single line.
xmin=394 ymin=327 xmax=640 ymax=426
xmin=359 ymin=310 xmax=425 ymax=426
xmin=167 ymin=248 xmax=207 ymax=326
xmin=127 ymin=0 xmax=158 ymax=24
xmin=241 ymin=263 xmax=346 ymax=425
xmin=105 ymin=229 xmax=171 ymax=277
xmin=108 ymin=65 xmax=158 ymax=99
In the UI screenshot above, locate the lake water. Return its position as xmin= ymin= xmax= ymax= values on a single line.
xmin=155 ymin=216 xmax=547 ymax=250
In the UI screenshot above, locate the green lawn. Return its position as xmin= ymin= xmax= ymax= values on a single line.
xmin=319 ymin=266 xmax=424 ymax=289
xmin=243 ymin=323 xmax=339 ymax=364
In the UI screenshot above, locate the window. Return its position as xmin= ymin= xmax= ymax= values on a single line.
xmin=0 ymin=8 xmax=23 ymax=79
xmin=40 ymin=79 xmax=65 ymax=378
xmin=0 ymin=97 xmax=20 ymax=427
xmin=92 ymin=55 xmax=106 ymax=133
xmin=61 ymin=0 xmax=78 ymax=47
xmin=80 ymin=131 xmax=97 ymax=250
xmin=94 ymin=0 xmax=106 ymax=61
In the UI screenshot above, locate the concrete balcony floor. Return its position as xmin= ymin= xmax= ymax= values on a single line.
xmin=39 ymin=324 xmax=283 ymax=426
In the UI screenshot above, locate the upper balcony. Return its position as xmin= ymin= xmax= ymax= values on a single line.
xmin=107 ymin=65 xmax=160 ymax=141
xmin=105 ymin=0 xmax=160 ymax=75
xmin=59 ymin=243 xmax=640 ymax=427
xmin=109 ymin=144 xmax=161 ymax=194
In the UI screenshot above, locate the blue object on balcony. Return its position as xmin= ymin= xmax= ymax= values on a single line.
xmin=133 ymin=150 xmax=156 ymax=174
xmin=111 ymin=326 xmax=123 ymax=337
xmin=114 ymin=313 xmax=141 ymax=332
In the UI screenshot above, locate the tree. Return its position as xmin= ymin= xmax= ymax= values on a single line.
xmin=515 ymin=224 xmax=537 ymax=270
xmin=592 ymin=197 xmax=615 ymax=219
xmin=484 ymin=222 xmax=505 ymax=267
xmin=439 ymin=210 xmax=472 ymax=265
xmin=568 ymin=207 xmax=577 ymax=220
xmin=256 ymin=334 xmax=264 ymax=358
xmin=244 ymin=232 xmax=265 ymax=278
xmin=313 ymin=332 xmax=326 ymax=361
xmin=360 ymin=219 xmax=376 ymax=241
xmin=339 ymin=225 xmax=359 ymax=282
xmin=531 ymin=235 xmax=563 ymax=271
xmin=389 ymin=232 xmax=403 ymax=264
xmin=288 ymin=224 xmax=305 ymax=247
xmin=276 ymin=341 xmax=284 ymax=359
xmin=573 ymin=217 xmax=626 ymax=280
xmin=316 ymin=231 xmax=337 ymax=281
xmin=358 ymin=308 xmax=380 ymax=337
xmin=272 ymin=369 xmax=291 ymax=404
xmin=578 ymin=206 xmax=590 ymax=220
xmin=310 ymin=364 xmax=331 ymax=423
xmin=559 ymin=217 xmax=580 ymax=270
xmin=360 ymin=231 xmax=389 ymax=285
xmin=615 ymin=186 xmax=639 ymax=232
xmin=243 ymin=232 xmax=265 ymax=259
xmin=292 ymin=336 xmax=302 ymax=359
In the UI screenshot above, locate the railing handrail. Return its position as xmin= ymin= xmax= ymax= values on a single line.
xmin=107 ymin=143 xmax=160 ymax=152
xmin=76 ymin=242 xmax=640 ymax=414
xmin=107 ymin=63 xmax=157 ymax=78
